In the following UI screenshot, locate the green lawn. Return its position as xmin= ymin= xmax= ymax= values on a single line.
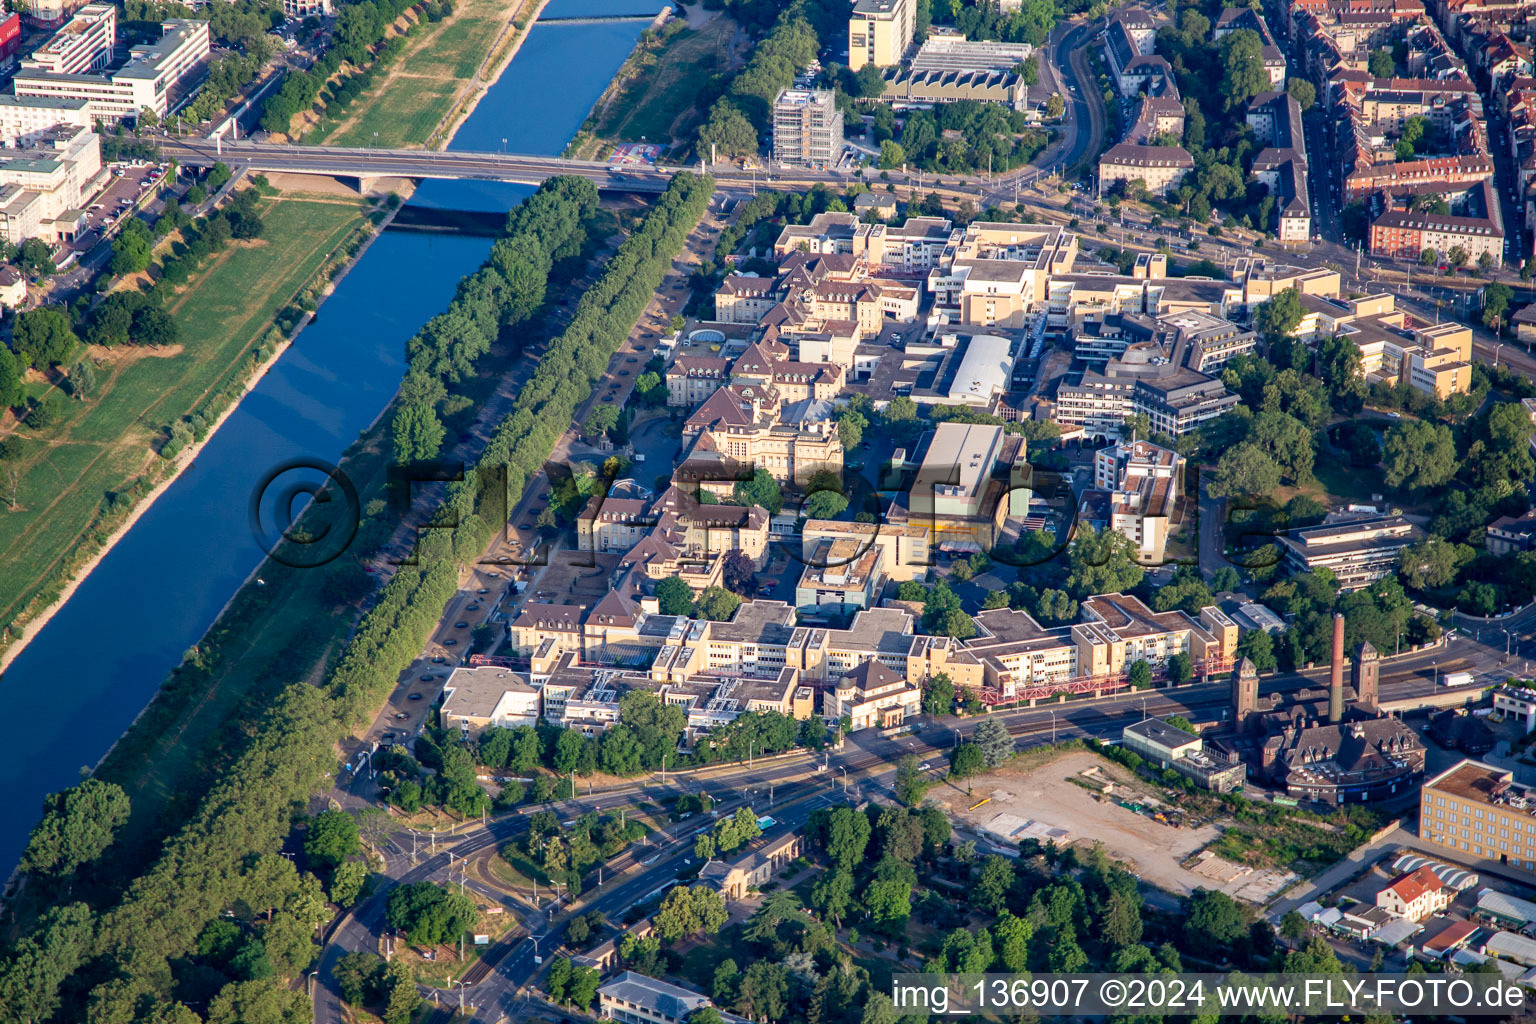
xmin=595 ymin=18 xmax=735 ymax=145
xmin=318 ymin=0 xmax=530 ymax=149
xmin=0 ymin=193 xmax=367 ymax=645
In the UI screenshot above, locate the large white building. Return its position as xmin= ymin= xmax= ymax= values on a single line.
xmin=0 ymin=95 xmax=91 ymax=147
xmin=0 ymin=124 xmax=101 ymax=244
xmin=13 ymin=17 xmax=210 ymax=122
xmin=21 ymin=2 xmax=113 ymax=75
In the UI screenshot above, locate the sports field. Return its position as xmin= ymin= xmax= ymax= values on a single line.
xmin=0 ymin=193 xmax=367 ymax=636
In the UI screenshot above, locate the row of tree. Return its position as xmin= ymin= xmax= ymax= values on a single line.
xmin=0 ymin=177 xmax=710 ymax=1023
xmin=392 ymin=176 xmax=598 ymax=463
xmin=261 ymin=0 xmax=420 ymax=133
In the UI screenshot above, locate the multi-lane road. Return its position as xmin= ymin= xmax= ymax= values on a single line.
xmin=314 ymin=618 xmax=1509 ymax=1023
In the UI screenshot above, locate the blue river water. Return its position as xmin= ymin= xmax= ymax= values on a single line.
xmin=0 ymin=0 xmax=662 ymax=873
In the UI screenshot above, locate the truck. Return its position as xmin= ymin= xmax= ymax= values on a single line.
xmin=1442 ymin=671 xmax=1475 ymax=688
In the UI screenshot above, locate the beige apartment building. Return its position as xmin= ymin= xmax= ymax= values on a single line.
xmin=848 ymin=0 xmax=914 ymax=70
xmin=1420 ymin=760 xmax=1536 ymax=869
xmin=1097 ymin=143 xmax=1193 ymax=198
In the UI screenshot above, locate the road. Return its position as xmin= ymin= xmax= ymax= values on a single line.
xmin=313 ymin=614 xmax=1510 ymax=1023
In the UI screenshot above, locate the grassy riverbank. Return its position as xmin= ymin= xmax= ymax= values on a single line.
xmin=0 ymin=192 xmax=371 ymax=655
xmin=593 ymin=17 xmax=735 ymax=146
xmin=311 ymin=0 xmax=544 ymax=149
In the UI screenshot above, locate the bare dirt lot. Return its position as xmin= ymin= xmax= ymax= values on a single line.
xmin=932 ymin=750 xmax=1292 ymax=899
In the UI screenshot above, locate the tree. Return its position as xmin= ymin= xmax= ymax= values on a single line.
xmin=20 ymin=778 xmax=130 ymax=878
xmin=12 ymin=306 xmax=77 ymax=369
xmin=384 ymin=882 xmax=476 ymax=945
xmin=1209 ymin=442 xmax=1282 ymax=497
xmin=694 ymin=585 xmax=741 ymax=621
xmin=973 ymin=717 xmax=1014 ymax=767
xmin=1484 ymin=281 xmax=1515 ymax=331
xmin=1400 ymin=536 xmax=1474 ymax=590
xmin=1287 ymin=78 xmax=1315 ymax=111
xmin=737 ymin=961 xmax=790 ymax=1023
xmin=1236 ymin=628 xmax=1278 ymax=672
xmin=698 ymin=100 xmax=757 ymax=160
xmin=877 ymin=140 xmax=906 ymax=169
xmin=1421 ymin=248 xmax=1438 ymax=267
xmin=804 ymin=489 xmax=848 ymax=520
xmin=1219 ymin=30 xmax=1269 ymax=111
xmin=1045 ymin=93 xmax=1065 ymax=119
xmin=1447 ymin=245 xmax=1468 ymax=273
xmin=1255 ymin=288 xmax=1303 ymax=348
xmin=895 ymin=754 xmax=927 ymax=806
xmin=654 ymin=884 xmax=728 ymax=942
xmin=332 ymin=952 xmax=380 ymax=1006
xmin=1065 ymin=525 xmax=1144 ymax=597
xmin=655 ymin=576 xmax=694 ymax=616
xmin=329 ymin=860 xmax=367 ymax=907
xmin=17 ymin=238 xmax=54 ymax=277
xmin=922 ymin=672 xmax=955 ymax=716
xmin=304 ymin=809 xmax=360 ymax=872
xmin=392 ymin=403 xmax=445 ymax=464
xmin=1280 ymin=909 xmax=1309 ymax=943
xmin=722 ymin=550 xmax=756 ymax=595
xmin=1368 ymin=49 xmax=1395 ymax=77
xmin=810 ymin=805 xmax=871 ymax=872
xmin=1126 ymin=660 xmax=1153 ymax=689
xmin=1167 ymin=651 xmax=1194 ymax=684
xmin=66 ymin=358 xmax=96 ymax=400
xmin=949 ymin=741 xmax=985 ymax=777
xmin=853 ymin=63 xmax=886 ymax=98
xmin=1313 ymin=335 xmax=1365 ymax=411
xmin=733 ymin=467 xmax=783 ymax=513
xmin=810 ymin=867 xmax=854 ymax=926
xmin=0 ymin=347 xmax=22 ymax=410
xmin=1183 ymin=889 xmax=1249 ymax=958
xmin=110 ymin=221 xmax=154 ymax=276
xmin=973 ymin=854 xmax=1013 ymax=914
xmin=1382 ymin=420 xmax=1457 ymax=491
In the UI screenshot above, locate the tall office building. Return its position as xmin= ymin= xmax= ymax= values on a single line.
xmin=772 ymin=88 xmax=843 ymax=169
xmin=848 ymin=0 xmax=914 ymax=70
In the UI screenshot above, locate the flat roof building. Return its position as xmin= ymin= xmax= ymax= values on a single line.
xmin=1276 ymin=515 xmax=1421 ymax=590
xmin=1420 ymin=760 xmax=1536 ymax=869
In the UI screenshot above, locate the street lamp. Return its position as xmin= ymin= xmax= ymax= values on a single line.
xmin=1048 ymin=709 xmax=1057 ymax=744
xmin=839 ymin=766 xmax=847 ymax=795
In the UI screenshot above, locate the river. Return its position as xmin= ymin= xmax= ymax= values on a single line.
xmin=0 ymin=0 xmax=664 ymax=874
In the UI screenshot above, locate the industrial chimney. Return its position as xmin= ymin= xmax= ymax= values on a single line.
xmin=1328 ymin=612 xmax=1345 ymax=724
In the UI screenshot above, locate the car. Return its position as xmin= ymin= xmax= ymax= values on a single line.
xmin=395 ymin=712 xmax=408 ymax=720
xmin=466 ymin=603 xmax=480 ymax=612
xmin=920 ymin=762 xmax=932 ymax=771
xmin=455 ymin=621 xmax=469 ymax=628
xmin=382 ymin=732 xmax=395 ymax=741
xmin=420 ymin=674 xmax=435 ymax=682
xmin=627 ymin=357 xmax=638 ymax=363
xmin=443 ymin=638 xmax=458 ymax=646
xmin=602 ymin=394 xmax=614 ymax=401
xmin=433 ymin=655 xmax=447 ymax=663
xmin=408 ymin=693 xmax=424 ymax=701
xmin=619 ymin=370 xmax=630 ymax=376
xmin=477 ymin=588 xmax=489 ymax=595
